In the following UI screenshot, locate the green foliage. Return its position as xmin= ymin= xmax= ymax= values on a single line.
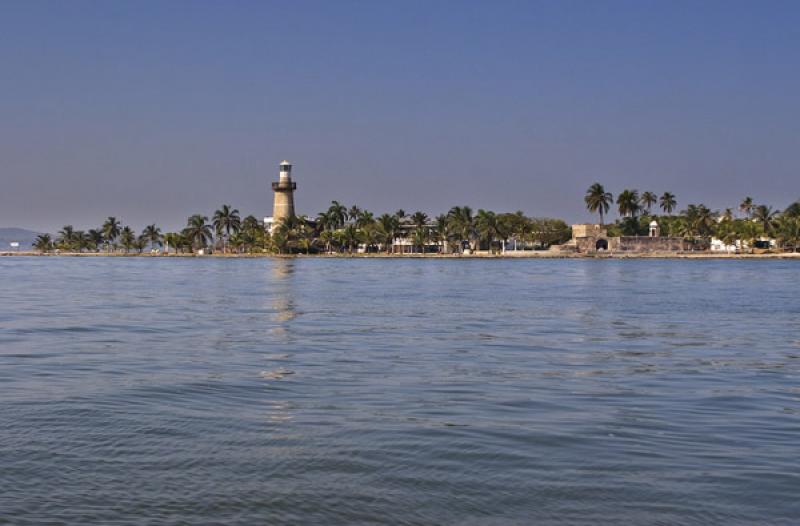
xmin=34 ymin=234 xmax=53 ymax=252
xmin=584 ymin=183 xmax=613 ymax=224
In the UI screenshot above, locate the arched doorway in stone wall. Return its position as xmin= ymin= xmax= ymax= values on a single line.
xmin=596 ymin=239 xmax=608 ymax=251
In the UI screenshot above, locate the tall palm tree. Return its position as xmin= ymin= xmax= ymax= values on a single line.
xmin=102 ymin=217 xmax=121 ymax=253
xmin=242 ymin=215 xmax=260 ymax=233
xmin=87 ymin=229 xmax=104 ymax=251
xmin=640 ymin=191 xmax=657 ymax=214
xmin=360 ymin=223 xmax=381 ymax=253
xmin=57 ymin=225 xmax=78 ymax=251
xmin=212 ymin=205 xmax=241 ymax=253
xmin=33 ymin=234 xmax=53 ymax=252
xmin=395 ymin=209 xmax=406 ymax=220
xmin=683 ymin=204 xmax=716 ymax=243
xmin=717 ymin=221 xmax=738 ymax=253
xmin=721 ymin=208 xmax=734 ymax=222
xmin=77 ymin=231 xmax=95 ymax=252
xmin=378 ymin=213 xmax=400 ymax=253
xmin=410 ymin=211 xmax=428 ymax=229
xmin=584 ymin=183 xmax=613 ymax=224
xmin=327 ymin=201 xmax=348 ymax=229
xmin=319 ymin=230 xmax=336 ymax=254
xmin=739 ymin=220 xmax=760 ymax=253
xmin=120 ymin=226 xmax=136 ymax=253
xmin=141 ymin=224 xmax=163 ymax=251
xmin=296 ymin=220 xmax=315 ymax=254
xmin=409 ymin=212 xmax=429 ymax=253
xmin=163 ymin=232 xmax=181 ymax=254
xmin=752 ymin=205 xmax=779 ymax=236
xmin=447 ymin=206 xmax=476 ymax=252
xmin=739 ymin=197 xmax=754 ymax=218
xmin=512 ymin=211 xmax=532 ymax=250
xmin=434 ymin=214 xmax=451 ymax=253
xmin=341 ymin=224 xmax=359 ymax=253
xmin=475 ymin=209 xmax=499 ymax=253
xmin=784 ymin=200 xmax=800 ymax=218
xmin=183 ymin=214 xmax=213 ymax=251
xmin=776 ymin=216 xmax=800 ymax=252
xmin=356 ymin=210 xmax=374 ymax=228
xmin=660 ymin=192 xmax=677 ymax=215
xmin=348 ymin=205 xmax=362 ymax=223
xmin=616 ymin=189 xmax=640 ymax=218
xmin=134 ymin=235 xmax=148 ymax=254
xmin=316 ymin=210 xmax=334 ymax=232
xmin=411 ymin=227 xmax=428 ymax=254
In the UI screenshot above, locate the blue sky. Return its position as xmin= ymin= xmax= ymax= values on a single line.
xmin=2 ymin=0 xmax=799 ymax=232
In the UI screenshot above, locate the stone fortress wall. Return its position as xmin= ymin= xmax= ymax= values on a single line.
xmin=564 ymin=223 xmax=686 ymax=254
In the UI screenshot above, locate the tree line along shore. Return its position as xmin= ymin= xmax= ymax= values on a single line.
xmin=22 ymin=185 xmax=800 ymax=256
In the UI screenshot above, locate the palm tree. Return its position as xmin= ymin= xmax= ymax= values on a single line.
xmin=784 ymin=200 xmax=800 ymax=218
xmin=319 ymin=230 xmax=336 ymax=254
xmin=395 ymin=209 xmax=406 ymax=220
xmin=475 ymin=209 xmax=499 ymax=253
xmin=316 ymin=210 xmax=334 ymax=232
xmin=495 ymin=213 xmax=517 ymax=252
xmin=721 ymin=208 xmax=734 ymax=222
xmin=297 ymin=229 xmax=314 ymax=254
xmin=242 ymin=215 xmax=260 ymax=233
xmin=740 ymin=197 xmax=754 ymax=218
xmin=327 ymin=201 xmax=348 ymax=229
xmin=411 ymin=227 xmax=428 ymax=254
xmin=163 ymin=232 xmax=181 ymax=254
xmin=640 ymin=191 xmax=657 ymax=214
xmin=717 ymin=222 xmax=738 ymax=253
xmin=57 ymin=225 xmax=78 ymax=251
xmin=183 ymin=214 xmax=213 ymax=251
xmin=77 ymin=231 xmax=95 ymax=252
xmin=752 ymin=205 xmax=779 ymax=236
xmin=409 ymin=211 xmax=429 ymax=253
xmin=683 ymin=204 xmax=716 ymax=246
xmin=448 ymin=206 xmax=476 ymax=252
xmin=86 ymin=229 xmax=104 ymax=252
xmin=360 ymin=223 xmax=381 ymax=253
xmin=134 ymin=235 xmax=148 ymax=254
xmin=776 ymin=216 xmax=800 ymax=252
xmin=378 ymin=213 xmax=400 ymax=253
xmin=584 ymin=183 xmax=613 ymax=224
xmin=341 ymin=224 xmax=359 ymax=253
xmin=141 ymin=224 xmax=163 ymax=251
xmin=616 ymin=189 xmax=640 ymax=218
xmin=275 ymin=215 xmax=309 ymax=254
xmin=740 ymin=220 xmax=761 ymax=253
xmin=120 ymin=226 xmax=136 ymax=253
xmin=512 ymin=211 xmax=532 ymax=250
xmin=212 ymin=205 xmax=241 ymax=253
xmin=356 ymin=210 xmax=375 ymax=228
xmin=434 ymin=214 xmax=451 ymax=253
xmin=271 ymin=230 xmax=289 ymax=254
xmin=102 ymin=217 xmax=121 ymax=253
xmin=410 ymin=211 xmax=428 ymax=229
xmin=660 ymin=192 xmax=677 ymax=215
xmin=348 ymin=205 xmax=362 ymax=223
xmin=33 ymin=234 xmax=53 ymax=252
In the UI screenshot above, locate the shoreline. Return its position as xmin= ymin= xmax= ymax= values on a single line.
xmin=2 ymin=251 xmax=800 ymax=260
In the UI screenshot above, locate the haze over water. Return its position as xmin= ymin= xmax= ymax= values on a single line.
xmin=1 ymin=257 xmax=799 ymax=525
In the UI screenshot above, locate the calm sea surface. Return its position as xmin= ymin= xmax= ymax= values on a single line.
xmin=1 ymin=257 xmax=799 ymax=525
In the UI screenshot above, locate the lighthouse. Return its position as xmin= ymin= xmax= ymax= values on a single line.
xmin=271 ymin=160 xmax=296 ymax=227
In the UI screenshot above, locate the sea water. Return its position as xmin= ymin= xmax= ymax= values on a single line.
xmin=1 ymin=257 xmax=799 ymax=525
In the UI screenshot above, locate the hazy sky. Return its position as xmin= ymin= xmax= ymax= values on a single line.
xmin=2 ymin=0 xmax=799 ymax=233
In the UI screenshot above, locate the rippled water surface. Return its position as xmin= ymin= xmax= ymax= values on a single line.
xmin=1 ymin=257 xmax=799 ymax=525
